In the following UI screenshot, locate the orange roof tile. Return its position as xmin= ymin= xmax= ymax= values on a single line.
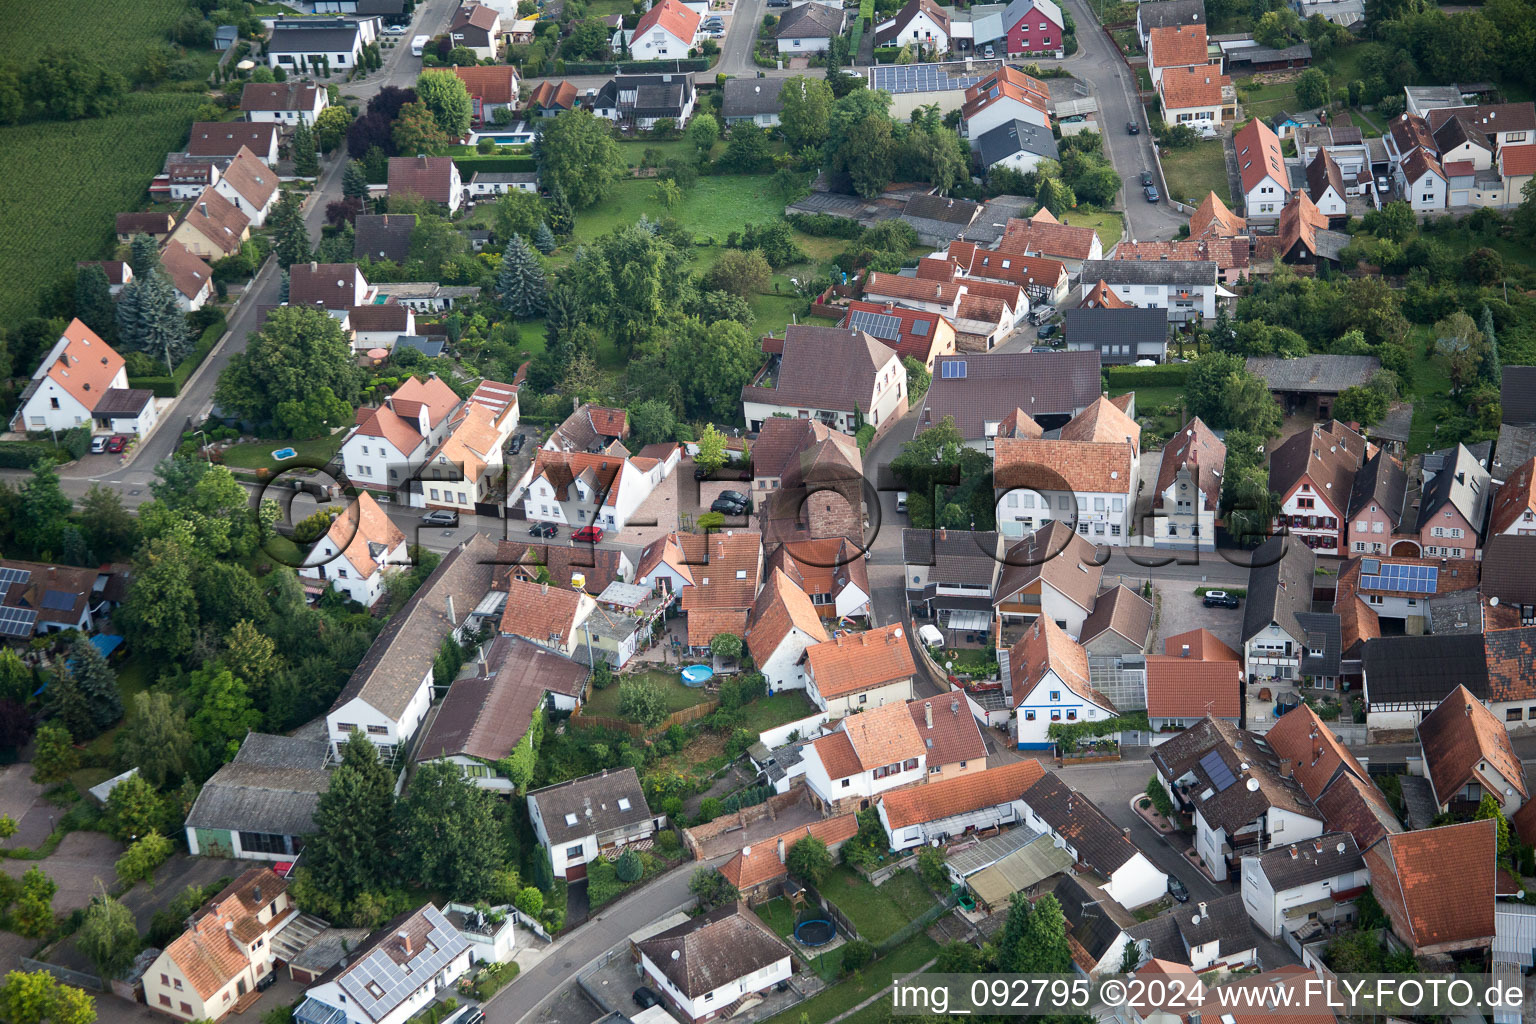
xmin=881 ymin=760 xmax=1045 ymax=829
xmin=165 ymin=868 xmax=289 ymax=1000
xmin=864 ymin=272 xmax=961 ymax=305
xmin=719 ymin=814 xmax=860 ymax=889
xmin=806 ymin=624 xmax=916 ymax=698
xmin=811 ymin=730 xmax=862 ymax=780
xmin=1365 ymin=819 xmax=1496 ymax=950
xmin=686 ymin=607 xmax=751 ymax=648
xmin=678 ymin=531 xmax=762 ymax=612
xmin=322 ymin=492 xmax=405 ymax=577
xmin=430 ymin=402 xmax=502 ymax=484
xmin=997 ymin=218 xmax=1100 ymax=261
xmin=500 ymin=578 xmax=588 ymax=646
xmin=634 ymin=0 xmax=701 ymax=41
xmin=1502 ymin=143 xmax=1536 ymax=177
xmin=745 ymin=567 xmax=829 ymax=664
xmin=1158 ymin=62 xmax=1229 ymax=110
xmin=841 ymin=700 xmax=925 ymax=770
xmin=1079 ymin=279 xmax=1130 ymax=309
xmin=993 ymin=437 xmax=1134 ymax=494
xmin=34 ymin=319 xmax=125 ymax=413
xmin=1009 ymin=616 xmax=1115 ymax=711
xmin=1266 ymin=703 xmax=1382 ymax=808
xmin=180 ymin=187 xmax=250 ymax=256
xmin=1161 ymin=628 xmax=1237 ymax=661
xmin=767 ymin=538 xmax=870 ymax=605
xmin=1148 ymin=23 xmax=1208 ymax=70
xmin=1154 ymin=416 xmax=1226 ymax=512
xmin=1144 ymin=654 xmax=1240 ymax=718
xmin=1418 ymin=684 xmax=1527 ymax=806
xmin=908 ymin=694 xmax=986 ymax=767
xmin=1189 ymin=191 xmax=1246 ymax=239
xmin=947 ymin=241 xmax=1068 ymax=291
xmin=353 ymin=402 xmax=425 ymax=455
xmin=1059 ymin=396 xmax=1141 ymax=454
xmin=451 ymin=65 xmax=520 ymax=105
xmin=392 ymin=373 xmax=460 ymax=428
xmin=1235 ymin=118 xmax=1289 ymax=195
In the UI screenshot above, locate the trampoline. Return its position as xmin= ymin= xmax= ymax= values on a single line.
xmin=681 ymin=664 xmax=713 ymax=687
xmin=794 ymin=919 xmax=835 ymax=946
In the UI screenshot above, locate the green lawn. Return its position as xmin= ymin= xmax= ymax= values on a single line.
xmin=584 ymin=669 xmax=715 ymax=718
xmin=755 ymin=898 xmax=847 ymax=980
xmin=817 ymin=866 xmax=938 ymax=944
xmin=734 ymin=690 xmax=820 ymax=732
xmin=218 ymin=431 xmax=348 ymax=472
xmin=1059 ymin=209 xmax=1124 ymax=250
xmin=574 ymin=175 xmax=788 ymax=246
xmin=1405 ymin=327 xmax=1457 ymax=455
xmin=761 ymin=933 xmax=940 ymax=1024
xmin=1159 ymin=140 xmax=1230 ymax=206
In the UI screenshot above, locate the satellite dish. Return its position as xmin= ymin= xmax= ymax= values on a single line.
xmin=672 ymin=950 xmax=680 ymax=960
xmin=1246 ymin=778 xmax=1261 ymax=792
xmin=894 ymin=627 xmax=903 ymax=638
xmin=743 ymin=846 xmax=752 ymax=857
xmin=1336 ymin=842 xmax=1345 ymax=854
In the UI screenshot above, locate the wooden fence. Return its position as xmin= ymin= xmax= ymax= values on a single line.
xmin=570 ymin=699 xmax=719 ymax=737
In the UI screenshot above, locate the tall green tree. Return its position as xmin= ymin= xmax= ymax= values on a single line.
xmin=77 ymin=892 xmax=140 ymax=979
xmin=215 ymin=305 xmax=361 ymax=426
xmin=533 ymin=221 xmax=556 ymax=255
xmin=493 ymin=189 xmax=545 ymax=241
xmin=292 ymin=117 xmax=319 ymax=176
xmin=394 ymin=100 xmax=450 ymax=156
xmin=114 ymin=691 xmax=192 ymax=788
xmin=305 ymin=734 xmax=397 ymax=900
xmin=65 ymin=636 xmax=122 ymax=734
xmin=268 ymin=190 xmax=312 ymax=268
xmin=415 ymin=69 xmax=473 ymax=140
xmin=535 ymin=110 xmax=623 ymax=208
xmin=73 ymin=265 xmax=115 ymax=342
xmin=129 ymin=234 xmax=160 ymax=278
xmin=545 ymin=182 xmax=575 ymax=236
xmin=117 ymin=270 xmax=190 ymax=368
xmin=12 ymin=868 xmax=57 ymax=938
xmin=395 ymin=760 xmax=504 ymax=899
xmin=778 ymin=76 xmax=834 ymax=150
xmin=1479 ymin=305 xmax=1502 ymax=387
xmin=14 ymin=460 xmax=71 ymax=559
xmin=342 ymin=159 xmax=369 ymax=199
xmin=79 ymin=484 xmax=136 ymax=559
xmin=498 ymin=234 xmax=548 ymax=318
xmin=0 ymin=969 xmax=94 ymax=1024
xmin=30 ymin=723 xmax=77 ymax=784
xmin=184 ymin=666 xmax=260 ymax=778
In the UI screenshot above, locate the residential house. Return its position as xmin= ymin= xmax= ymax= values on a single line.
xmin=1079 ymin=584 xmax=1153 ymax=659
xmin=527 ymin=767 xmax=659 ymax=880
xmin=414 ymin=636 xmax=589 ymax=790
xmin=1062 ymin=307 xmax=1170 ymax=365
xmin=673 ymin=530 xmax=763 ymax=652
xmin=1427 ymin=102 xmax=1536 ymax=150
xmin=1484 ymin=625 xmax=1536 ymax=728
xmin=999 ymin=0 xmax=1065 ymax=56
xmin=1108 ymin=236 xmax=1250 ymax=284
xmin=449 ymin=4 xmax=502 ymax=60
xmin=185 ymin=121 xmax=280 ymax=164
xmin=1386 ymin=111 xmax=1438 ymax=168
xmin=908 ymin=691 xmax=989 ymax=780
xmin=622 ymin=0 xmax=700 ymax=57
xmin=499 ymin=579 xmax=597 ymax=657
xmin=1360 ymin=633 xmax=1490 ymax=735
xmin=773 ymin=3 xmax=846 ymax=52
xmin=1400 ymin=148 xmax=1448 ymax=211
xmin=527 ymin=79 xmax=579 ymax=117
xmin=718 ymin=817 xmax=859 ymax=898
xmin=212 ymin=146 xmax=278 ymax=226
xmin=803 ymin=699 xmax=927 ymax=812
xmin=184 ymin=734 xmax=330 ymax=861
xmin=1344 ymin=450 xmax=1408 ymax=556
xmin=515 ymin=447 xmax=673 ymax=533
xmin=766 ymin=538 xmax=871 ymax=623
xmin=1247 ymin=354 xmax=1380 ymax=419
xmin=1253 ymin=191 xmax=1350 ymax=270
xmin=1305 ymin=149 xmax=1348 ymax=221
xmin=451 ymin=65 xmax=520 ymax=124
xmin=864 ymin=265 xmax=1022 ymax=349
xmin=961 ymin=65 xmax=1052 ymax=138
xmin=168 ymin=188 xmax=251 ymax=259
xmin=1021 ymin=772 xmax=1170 ymax=908
xmin=1235 ymin=117 xmax=1291 ymax=222
xmin=1153 ymin=416 xmax=1225 ymax=550
xmin=1240 ymin=535 xmax=1317 ymax=682
xmin=546 ymin=403 xmax=629 ymax=453
xmin=116 ymin=211 xmax=175 ymax=243
xmin=1145 ymin=629 xmax=1241 ymax=738
xmin=1189 ymin=189 xmax=1246 ymax=239
xmin=1500 ymin=144 xmax=1536 ymax=199
xmin=1010 ymin=616 xmax=1118 ymax=749
xmin=1077 ymin=259 xmax=1219 ymax=323
xmin=1295 ymin=121 xmax=1372 ymax=187
xmin=634 ymin=905 xmax=793 ymax=1024
xmin=162 ymin=160 xmax=219 ymax=201
xmin=298 ymin=493 xmax=408 ymax=607
xmin=353 ymin=214 xmax=416 ymax=264
xmin=325 ymin=535 xmax=497 ymax=759
xmin=741 ymin=325 xmax=907 ymax=435
xmin=340 ymin=374 xmax=459 ymax=494
xmin=298 ymin=905 xmax=473 ymax=1024
xmin=878 ymin=760 xmax=1044 ymax=851
xmin=0 ymin=560 xmax=117 ymax=637
xmin=159 ymin=240 xmax=214 ymax=312
xmin=1146 ymin=24 xmax=1210 ymax=89
xmin=265 ymin=18 xmax=367 ymax=73
xmin=842 ymin=301 xmax=958 ymax=371
xmin=467 ymin=170 xmax=539 ymax=196
xmin=875 ymin=0 xmax=951 ymax=54
xmin=593 ymin=73 xmax=697 ymax=130
xmin=1488 ymin=456 xmax=1536 ymax=538
xmin=722 ymin=77 xmax=785 ymax=127
xmin=1363 ymin=819 xmax=1497 ymax=955
xmin=347 ymin=304 xmax=417 ymax=351
xmin=944 ymin=240 xmax=1071 ymax=307
xmin=1265 ymin=702 xmax=1401 ymax=855
xmin=1136 ymin=0 xmax=1205 ymax=49
xmin=1417 ymin=441 xmax=1492 ymax=555
xmin=896 ymin=194 xmax=985 ymax=249
xmin=1268 ymin=419 xmax=1367 ymax=553
xmin=803 ymin=623 xmax=916 ymax=716
xmin=915 ymin=349 xmax=1102 ymax=447
xmin=1239 ymin=833 xmax=1368 ymax=938
xmin=491 ymin=540 xmax=633 ymax=600
xmin=240 ymin=81 xmax=328 ymax=124
xmin=1158 ymin=63 xmax=1234 ymax=130
xmin=290 ymin=261 xmax=373 ymax=310
xmin=1417 ymin=684 xmax=1527 ymax=815
xmin=744 ymin=568 xmax=830 ymax=692
xmin=9 ymin=319 xmax=128 ymax=434
xmin=145 ymin=869 xmax=296 ymax=1021
xmin=748 ymin=418 xmax=864 ymax=543
xmin=903 ymin=527 xmax=1003 ymax=631
xmin=1053 ymin=874 xmax=1139 ymax=975
xmin=388 ymin=155 xmax=463 ymax=212
xmin=993 ymin=432 xmax=1137 ymax=542
xmin=91 ymin=386 xmax=159 ymax=439
xmin=991 ymin=520 xmax=1105 ymax=641
xmin=995 ymin=209 xmax=1104 ymax=272
xmin=971 ymin=118 xmax=1059 ymax=178
xmin=1151 ymin=716 xmax=1325 ymax=881
xmin=413 ymin=400 xmax=512 ymax=513
xmin=1481 ymin=533 xmax=1536 ymax=620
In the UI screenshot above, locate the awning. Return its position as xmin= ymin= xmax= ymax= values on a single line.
xmin=966 ymin=839 xmax=1076 ymax=907
xmin=1217 ymin=285 xmax=1238 ymax=298
xmin=943 ymin=609 xmax=991 ymax=631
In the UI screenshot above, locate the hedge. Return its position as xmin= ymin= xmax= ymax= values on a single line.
xmin=563 ymin=58 xmax=711 ymax=74
xmin=1104 ymin=363 xmax=1190 ymax=389
xmin=173 ymin=319 xmax=227 ymax=390
xmin=0 ymin=443 xmax=61 ymax=469
xmin=128 ymin=376 xmax=179 ymax=398
xmin=873 ymin=47 xmax=900 ymax=63
xmin=787 ymin=212 xmax=864 ymax=238
xmin=450 ymin=154 xmax=538 ymax=175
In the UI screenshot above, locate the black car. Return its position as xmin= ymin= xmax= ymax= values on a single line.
xmin=1037 ymin=323 xmax=1059 ymax=339
xmin=719 ymin=490 xmax=750 ymax=506
xmin=529 ymin=521 xmax=558 ymax=538
xmin=1139 ymin=171 xmax=1154 ymax=187
xmin=1168 ymin=877 xmax=1190 ymax=903
xmin=422 ymin=509 xmax=459 ymax=527
xmin=633 ymin=988 xmax=661 ymax=1010
xmin=508 ymin=434 xmax=526 ymax=454
xmin=1202 ymin=590 xmax=1240 ymax=608
xmin=1127 ymin=120 xmax=1140 ymax=134
xmin=711 ymin=497 xmax=750 ymax=515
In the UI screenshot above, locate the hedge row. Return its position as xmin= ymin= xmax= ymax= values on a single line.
xmin=173 ymin=319 xmax=227 ymax=390
xmin=562 ymin=58 xmax=711 ymax=74
xmin=0 ymin=443 xmax=62 ymax=469
xmin=451 ymin=154 xmax=539 ymax=174
xmin=129 ymin=376 xmax=178 ymax=399
xmin=1104 ymin=362 xmax=1191 ymax=388
xmin=787 ymin=212 xmax=863 ymax=238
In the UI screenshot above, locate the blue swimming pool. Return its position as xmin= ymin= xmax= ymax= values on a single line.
xmin=681 ymin=665 xmax=713 ymax=686
xmin=272 ymin=447 xmax=297 ymax=460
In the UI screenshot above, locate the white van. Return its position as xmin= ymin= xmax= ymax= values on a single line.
xmin=411 ymin=35 xmax=429 ymax=56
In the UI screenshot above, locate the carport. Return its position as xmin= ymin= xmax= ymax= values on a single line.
xmin=964 ymin=838 xmax=1076 ymax=911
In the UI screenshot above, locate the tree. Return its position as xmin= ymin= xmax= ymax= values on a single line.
xmin=686 ymin=111 xmax=720 ymax=154
xmin=1479 ymin=305 xmax=1502 ymax=387
xmin=1368 ymin=200 xmax=1417 ymax=243
xmin=1463 ymin=246 xmax=1503 ymax=287
xmin=1255 ymin=8 xmax=1301 ymax=46
xmin=12 ymin=868 xmax=57 ymax=938
xmin=116 ymin=268 xmax=190 ymax=368
xmin=392 ymin=100 xmax=448 ymax=155
xmin=343 ymin=159 xmax=369 ymax=200
xmin=292 ymin=117 xmax=319 ymax=176
xmin=1294 ymin=68 xmax=1330 ymax=109
xmin=695 ymin=423 xmax=729 ymax=472
xmin=129 ymin=233 xmax=159 ymax=277
xmin=779 ymin=76 xmax=834 ymax=150
xmin=104 ymin=772 xmax=169 ymax=842
xmin=514 ymin=886 xmax=544 ymax=917
xmin=995 ymin=892 xmax=1071 ymax=973
xmin=1476 ymin=792 xmax=1513 ymax=860
xmin=78 ymin=892 xmax=140 ymax=978
xmin=709 ymin=633 xmax=743 ymax=660
xmin=395 ymin=761 xmax=504 ymax=899
xmin=268 ymin=190 xmax=312 ymax=268
xmin=545 ymin=182 xmax=575 ymax=236
xmin=115 ymin=831 xmax=174 ymax=885
xmin=629 ymin=399 xmax=677 ymax=446
xmin=688 ymin=868 xmax=739 ymax=910
xmin=14 ymin=460 xmax=71 ymax=560
xmin=1334 ymin=384 xmax=1390 ymax=425
xmin=703 ymin=248 xmax=770 ymax=297
xmin=185 ymin=666 xmax=260 ymax=777
xmin=902 ymin=356 xmax=931 ymax=402
xmin=216 ymin=305 xmax=362 ymax=426
xmin=619 ymin=677 xmax=667 ymax=727
xmin=314 ymin=104 xmax=352 ymax=152
xmin=79 ymin=484 xmax=136 ymax=559
xmin=415 ymin=69 xmax=473 ymax=139
xmin=1035 ymin=175 xmax=1075 ymax=216
xmin=532 ymin=221 xmax=557 ymax=256
xmin=305 ymin=734 xmax=397 ymax=900
xmin=719 ymin=125 xmax=771 ymax=173
xmin=917 ymin=846 xmax=947 ymax=890
xmin=536 ymin=111 xmax=623 ymax=209
xmin=114 ymin=691 xmax=191 ymax=789
xmin=30 ymin=724 xmax=77 ymax=784
xmin=786 ymin=836 xmax=833 ymax=884
xmin=498 ymin=234 xmax=548 ymax=318
xmin=492 ymin=189 xmax=543 ymax=242
xmin=0 ymin=971 xmax=95 ymax=1024
xmin=73 ymin=265 xmax=115 ymax=341
xmin=65 ymin=635 xmax=122 ymax=734
xmin=654 ymin=177 xmax=682 ymax=211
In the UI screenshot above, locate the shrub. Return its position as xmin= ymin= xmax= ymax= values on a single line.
xmin=656 ymin=830 xmax=681 ymax=854
xmin=587 ymin=856 xmax=624 ymax=906
xmin=786 ymin=836 xmax=832 ymax=885
xmin=615 ymin=847 xmax=643 ymax=883
xmin=917 ymin=846 xmax=947 ymax=890
xmin=840 ymin=939 xmax=875 ymax=974
xmin=513 ymin=886 xmax=544 ymax=917
xmin=698 ymin=797 xmax=725 ymax=822
xmin=1145 ymin=776 xmax=1175 ymax=818
xmin=60 ymin=427 xmax=92 ymax=460
xmin=116 ymin=831 xmax=174 ymax=884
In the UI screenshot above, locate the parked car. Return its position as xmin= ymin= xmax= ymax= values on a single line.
xmin=422 ymin=509 xmax=459 ymax=527
xmin=1139 ymin=171 xmax=1154 ymax=187
xmin=529 ymin=521 xmax=559 ymax=537
xmin=633 ymin=988 xmax=661 ymax=1010
xmin=1028 ymin=304 xmax=1055 ymax=325
xmin=508 ymin=433 xmax=526 ymax=454
xmin=573 ymin=524 xmax=605 ymax=543
xmin=1127 ymin=120 xmax=1140 ymax=134
xmin=981 ymin=44 xmax=995 ymax=57
xmin=1376 ymin=176 xmax=1390 ymax=194
xmin=1202 ymin=589 xmax=1240 ymax=608
xmin=711 ymin=497 xmax=749 ymax=515
xmin=444 ymin=1009 xmax=483 ymax=1024
xmin=719 ymin=489 xmax=750 ymax=506
xmin=1037 ymin=323 xmax=1059 ymax=340
xmin=1144 ymin=185 xmax=1160 ymax=202
xmin=896 ymin=491 xmax=908 ymax=513
xmin=105 ymin=435 xmax=128 ymax=454
xmin=1168 ymin=877 xmax=1190 ymax=903
xmin=90 ymin=435 xmax=108 ymax=454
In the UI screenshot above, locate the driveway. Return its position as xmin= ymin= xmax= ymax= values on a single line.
xmin=1 ymin=831 xmax=126 ymax=917
xmin=1150 ymin=583 xmax=1245 ymax=653
xmin=0 ymin=764 xmax=52 ymax=853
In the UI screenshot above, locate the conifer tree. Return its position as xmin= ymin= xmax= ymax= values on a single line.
xmin=545 ymin=183 xmax=574 ymax=236
xmin=497 ymin=234 xmax=548 ymax=318
xmin=270 ymin=191 xmax=312 ymax=268
xmin=74 ymin=265 xmax=116 ymax=341
xmin=129 ymin=233 xmax=160 ymax=278
xmin=533 ymin=220 xmax=556 ymax=255
xmin=342 ymin=159 xmax=369 ymax=199
xmin=292 ymin=118 xmax=320 ymax=176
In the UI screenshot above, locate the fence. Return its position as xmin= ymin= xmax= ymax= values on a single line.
xmin=800 ymin=881 xmax=860 ymax=941
xmin=21 ymin=959 xmax=102 ymax=992
xmin=876 ymin=896 xmax=956 ymax=954
xmin=758 ymin=711 xmax=829 ymax=750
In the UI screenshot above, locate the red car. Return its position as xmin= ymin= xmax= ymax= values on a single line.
xmin=572 ymin=525 xmax=605 ymax=543
xmin=105 ymin=435 xmax=128 ymax=454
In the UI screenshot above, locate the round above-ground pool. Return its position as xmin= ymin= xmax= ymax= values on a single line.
xmin=680 ymin=664 xmax=713 ymax=687
xmin=794 ymin=919 xmax=835 ymax=947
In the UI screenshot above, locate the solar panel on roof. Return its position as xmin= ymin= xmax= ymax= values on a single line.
xmin=912 ymin=319 xmax=930 ymax=335
xmin=1361 ymin=557 xmax=1381 ymax=575
xmin=849 ymin=309 xmax=902 ymax=341
xmin=40 ymin=590 xmax=75 ymax=612
xmin=0 ymin=607 xmax=37 ymax=638
xmin=1199 ymin=749 xmax=1237 ymax=791
xmin=0 ymin=567 xmax=31 ymax=586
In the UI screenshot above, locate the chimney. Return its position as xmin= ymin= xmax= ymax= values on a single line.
xmin=310 ymin=261 xmax=318 ymax=273
xmin=542 ymin=582 xmax=549 ymax=596
xmin=1198 ymin=901 xmax=1208 ymax=919
xmin=1288 ymin=845 xmax=1298 ymax=859
xmin=1466 ymin=703 xmax=1473 ymax=716
xmin=417 ymin=154 xmax=428 ymax=167
xmin=924 ymin=702 xmax=933 ymax=729
xmin=939 ymin=527 xmax=947 ymax=541
xmin=951 ymin=699 xmax=959 ymax=716
xmin=399 ymin=930 xmax=413 ymax=955
xmin=446 ymin=593 xmax=456 ymax=624
xmin=1279 ymin=758 xmax=1292 ymax=776
xmin=777 ymin=837 xmax=786 ymax=863
xmin=253 ymin=885 xmax=262 ymax=905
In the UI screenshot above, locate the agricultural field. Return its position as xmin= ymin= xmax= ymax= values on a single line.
xmin=0 ymin=0 xmax=192 ymax=76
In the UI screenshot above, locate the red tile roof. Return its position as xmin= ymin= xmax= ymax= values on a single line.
xmin=500 ymin=579 xmax=588 ymax=646
xmin=1189 ymin=191 xmax=1246 ymax=238
xmin=997 ymin=217 xmax=1100 ymax=261
xmin=1079 ymin=279 xmax=1130 ymax=309
xmin=744 ymin=567 xmax=829 ymax=664
xmin=1148 ymin=23 xmax=1208 ymax=70
xmin=353 ymin=403 xmax=425 ymax=454
xmin=880 ymin=760 xmax=1045 ymax=829
xmin=1502 ymin=144 xmax=1536 ymax=177
xmin=240 ymin=81 xmax=322 ymax=113
xmin=1059 ymin=395 xmax=1141 ymax=454
xmin=719 ymin=814 xmax=860 ymax=889
xmin=994 ymin=437 xmax=1133 ymax=495
xmin=452 ymin=65 xmax=520 ymax=105
xmin=1158 ymin=62 xmax=1229 ymax=110
xmin=946 ymin=240 xmax=1068 ymax=291
xmin=908 ymin=694 xmax=986 ymax=768
xmin=1489 ymin=457 xmax=1536 ymax=535
xmin=186 ymin=121 xmax=278 ymax=158
xmin=180 ymin=187 xmax=249 ymax=256
xmin=806 ymin=624 xmax=916 ymax=698
xmin=388 ymin=155 xmax=459 ymax=204
xmin=1144 ymin=653 xmax=1240 ymax=718
xmin=1154 ymin=416 xmax=1225 ymax=511
xmin=322 ymin=492 xmax=406 ymax=577
xmin=634 ymin=0 xmax=701 ymax=42
xmin=1161 ymin=628 xmax=1237 ymax=662
xmin=842 ymin=700 xmax=926 ymax=770
xmin=529 ymin=80 xmax=578 ymax=110
xmin=811 ymin=730 xmax=862 ymax=780
xmin=1364 ymin=819 xmax=1496 ymax=951
xmin=1009 ymin=616 xmax=1115 ymax=712
xmin=34 ymin=319 xmax=125 ymax=413
xmin=158 ymin=241 xmax=212 ymax=303
xmin=1418 ymin=684 xmax=1527 ymax=807
xmin=1235 ymin=117 xmax=1289 ymax=194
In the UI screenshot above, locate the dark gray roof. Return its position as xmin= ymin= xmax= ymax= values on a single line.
xmin=268 ymin=23 xmax=362 ymax=53
xmin=1425 ymin=589 xmax=1484 ymax=634
xmin=184 ymin=732 xmax=330 ymax=836
xmin=1228 ymin=41 xmax=1313 ymax=64
xmin=1419 ymin=442 xmax=1491 ymax=530
xmin=1502 ymin=367 xmax=1536 ymax=425
xmin=332 ymin=535 xmax=498 ymax=719
xmin=635 ymin=904 xmax=791 ymax=998
xmin=722 ymin=77 xmax=786 ymax=119
xmin=1080 ymin=259 xmax=1216 ymax=286
xmin=288 ymin=928 xmax=374 ymax=972
xmin=529 ymin=766 xmax=652 ymax=845
xmin=903 ymin=193 xmax=983 ymax=226
xmin=1241 ymin=535 xmax=1315 ymax=645
xmin=902 ymin=528 xmax=999 ymax=592
xmin=960 ymin=195 xmax=1033 ymax=244
xmin=393 ymin=335 xmax=445 ymax=357
xmin=354 ymin=214 xmax=416 ymax=264
xmin=1362 ymin=634 xmax=1489 ymax=706
xmin=1246 ymin=354 xmax=1380 ymax=393
xmin=974 ymin=119 xmax=1059 ymax=168
xmin=1052 ymin=875 xmax=1134 ymax=960
xmin=1125 ymin=912 xmax=1189 ymax=964
xmin=772 ymin=2 xmax=846 ymax=37
xmin=1079 ymin=584 xmax=1153 ymax=650
xmin=1179 ymin=892 xmax=1258 ymax=953
xmin=918 ymin=350 xmax=1103 ymax=439
xmin=91 ymin=387 xmax=154 ymax=417
xmin=1137 ymin=0 xmax=1205 ymax=33
xmin=1061 ymin=307 xmax=1169 ymax=348
xmin=1481 ymin=534 xmax=1536 ymax=606
xmin=1496 ymin=423 xmax=1536 ymax=478
xmin=1295 ymin=611 xmax=1341 ymax=677
xmin=1149 ymin=717 xmax=1317 ymax=833
xmin=1023 ymin=773 xmax=1138 ymax=875
xmin=1345 ymin=450 xmax=1407 ymax=528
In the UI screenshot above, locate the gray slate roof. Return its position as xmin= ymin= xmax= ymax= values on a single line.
xmin=1053 ymin=875 xmax=1134 ymax=959
xmin=1250 ymin=833 xmax=1365 ymax=891
xmin=902 ymin=528 xmax=1000 ymax=592
xmin=722 ymin=77 xmax=786 ymax=119
xmin=1294 ymin=610 xmax=1341 ymax=677
xmin=635 ymin=904 xmax=791 ymax=998
xmin=1080 ymin=259 xmax=1216 ymax=286
xmin=1022 ymin=773 xmax=1139 ymax=875
xmin=918 ymin=350 xmax=1102 ymax=439
xmin=772 ymin=2 xmax=846 ymax=37
xmin=268 ymin=23 xmax=361 ymax=53
xmin=1246 ymin=354 xmax=1380 ymax=394
xmin=1481 ymin=534 xmax=1536 ymax=606
xmin=1501 ymin=366 xmax=1536 ymax=425
xmin=354 ymin=214 xmax=416 ymax=263
xmin=529 ymin=766 xmax=652 ymax=845
xmin=184 ymin=732 xmax=330 ymax=836
xmin=1362 ymin=634 xmax=1489 ymax=706
xmin=1137 ymin=0 xmax=1205 ymax=34
xmin=1061 ymin=307 xmax=1168 ymax=349
xmin=1240 ymin=535 xmax=1315 ymax=645
xmin=1180 ymin=891 xmax=1258 ymax=952
xmin=974 ymin=119 xmax=1059 ymax=168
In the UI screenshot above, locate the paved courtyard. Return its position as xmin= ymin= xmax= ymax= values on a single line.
xmin=1 ymin=831 xmax=125 ymax=917
xmin=0 ymin=763 xmax=56 ymax=853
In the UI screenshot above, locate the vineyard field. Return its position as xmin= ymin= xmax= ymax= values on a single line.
xmin=0 ymin=0 xmax=193 ymax=76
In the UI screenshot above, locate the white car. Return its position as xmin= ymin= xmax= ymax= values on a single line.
xmin=918 ymin=624 xmax=945 ymax=648
xmin=90 ymin=435 xmax=108 ymax=454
